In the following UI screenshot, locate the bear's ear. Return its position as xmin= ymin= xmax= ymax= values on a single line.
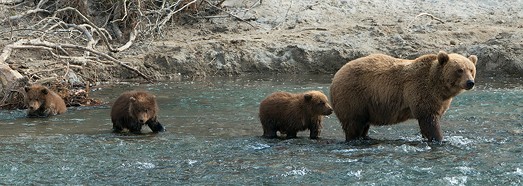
xmin=41 ymin=88 xmax=49 ymax=95
xmin=24 ymin=86 xmax=31 ymax=93
xmin=437 ymin=51 xmax=449 ymax=65
xmin=304 ymin=94 xmax=313 ymax=102
xmin=468 ymin=55 xmax=478 ymax=65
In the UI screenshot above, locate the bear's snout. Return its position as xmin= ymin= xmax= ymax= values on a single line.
xmin=323 ymin=107 xmax=333 ymax=115
xmin=28 ymin=102 xmax=39 ymax=111
xmin=465 ymin=80 xmax=475 ymax=90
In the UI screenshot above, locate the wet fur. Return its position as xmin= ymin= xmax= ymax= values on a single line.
xmin=330 ymin=51 xmax=477 ymax=142
xmin=259 ymin=90 xmax=333 ymax=139
xmin=110 ymin=91 xmax=165 ymax=134
xmin=25 ymin=84 xmax=67 ymax=117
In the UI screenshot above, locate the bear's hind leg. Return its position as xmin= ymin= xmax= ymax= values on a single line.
xmin=361 ymin=124 xmax=371 ymax=140
xmin=261 ymin=120 xmax=278 ymax=138
xmin=285 ymin=131 xmax=298 ymax=139
xmin=262 ymin=129 xmax=277 ymax=139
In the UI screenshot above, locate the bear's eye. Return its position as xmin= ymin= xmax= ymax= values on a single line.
xmin=318 ymin=101 xmax=325 ymax=106
xmin=457 ymin=69 xmax=464 ymax=74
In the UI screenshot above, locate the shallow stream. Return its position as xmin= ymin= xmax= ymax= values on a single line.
xmin=0 ymin=74 xmax=522 ymax=185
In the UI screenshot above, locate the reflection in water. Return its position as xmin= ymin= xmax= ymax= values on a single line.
xmin=0 ymin=74 xmax=522 ymax=185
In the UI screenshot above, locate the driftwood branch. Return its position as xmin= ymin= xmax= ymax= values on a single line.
xmin=52 ymin=7 xmax=119 ymax=52
xmin=407 ymin=13 xmax=445 ymax=29
xmin=117 ymin=26 xmax=137 ymax=52
xmin=1 ymin=8 xmax=51 ymax=24
xmin=203 ymin=0 xmax=257 ymax=28
xmin=110 ymin=0 xmax=129 ymax=23
xmin=22 ymin=39 xmax=152 ymax=82
xmin=0 ymin=40 xmax=29 ymax=107
xmin=1 ymin=38 xmax=152 ymax=83
xmin=1 ymin=5 xmax=133 ymax=53
xmin=156 ymin=0 xmax=199 ymax=32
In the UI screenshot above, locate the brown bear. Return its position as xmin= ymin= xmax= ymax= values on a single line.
xmin=330 ymin=51 xmax=477 ymax=142
xmin=25 ymin=84 xmax=67 ymax=117
xmin=259 ymin=90 xmax=333 ymax=139
xmin=110 ymin=91 xmax=165 ymax=134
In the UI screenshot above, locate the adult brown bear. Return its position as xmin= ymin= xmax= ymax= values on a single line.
xmin=111 ymin=91 xmax=165 ymax=134
xmin=259 ymin=90 xmax=333 ymax=139
xmin=330 ymin=51 xmax=477 ymax=142
xmin=25 ymin=84 xmax=67 ymax=117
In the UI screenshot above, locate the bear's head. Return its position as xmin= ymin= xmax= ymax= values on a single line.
xmin=128 ymin=94 xmax=157 ymax=124
xmin=438 ymin=51 xmax=477 ymax=95
xmin=304 ymin=91 xmax=333 ymax=116
xmin=25 ymin=85 xmax=50 ymax=111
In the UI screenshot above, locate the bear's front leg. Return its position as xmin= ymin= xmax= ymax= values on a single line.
xmin=28 ymin=106 xmax=46 ymax=117
xmin=45 ymin=103 xmax=59 ymax=116
xmin=112 ymin=124 xmax=124 ymax=133
xmin=417 ymin=115 xmax=443 ymax=142
xmin=308 ymin=120 xmax=321 ymax=139
xmin=343 ymin=120 xmax=371 ymax=141
xmin=27 ymin=110 xmax=39 ymax=118
xmin=128 ymin=122 xmax=143 ymax=134
xmin=146 ymin=118 xmax=165 ymax=133
xmin=309 ymin=129 xmax=320 ymax=139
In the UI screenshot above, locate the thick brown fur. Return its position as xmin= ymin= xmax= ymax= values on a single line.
xmin=110 ymin=91 xmax=165 ymax=134
xmin=25 ymin=84 xmax=67 ymax=117
xmin=259 ymin=90 xmax=333 ymax=139
xmin=330 ymin=51 xmax=477 ymax=142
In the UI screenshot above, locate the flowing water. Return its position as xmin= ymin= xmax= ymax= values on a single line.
xmin=0 ymin=74 xmax=522 ymax=185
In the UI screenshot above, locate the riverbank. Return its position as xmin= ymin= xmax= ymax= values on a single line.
xmin=1 ymin=0 xmax=522 ymax=81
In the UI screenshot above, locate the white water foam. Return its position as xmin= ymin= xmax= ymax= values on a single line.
xmin=394 ymin=144 xmax=431 ymax=153
xmin=247 ymin=143 xmax=271 ymax=150
xmin=347 ymin=170 xmax=363 ymax=179
xmin=281 ymin=167 xmax=310 ymax=177
xmin=447 ymin=136 xmax=474 ymax=147
xmin=443 ymin=176 xmax=468 ymax=186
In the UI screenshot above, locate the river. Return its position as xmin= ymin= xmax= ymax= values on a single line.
xmin=0 ymin=74 xmax=522 ymax=185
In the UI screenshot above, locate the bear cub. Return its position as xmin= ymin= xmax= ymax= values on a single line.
xmin=111 ymin=91 xmax=165 ymax=134
xmin=25 ymin=84 xmax=67 ymax=117
xmin=259 ymin=90 xmax=333 ymax=139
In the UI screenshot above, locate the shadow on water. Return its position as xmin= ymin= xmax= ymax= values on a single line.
xmin=0 ymin=74 xmax=522 ymax=185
